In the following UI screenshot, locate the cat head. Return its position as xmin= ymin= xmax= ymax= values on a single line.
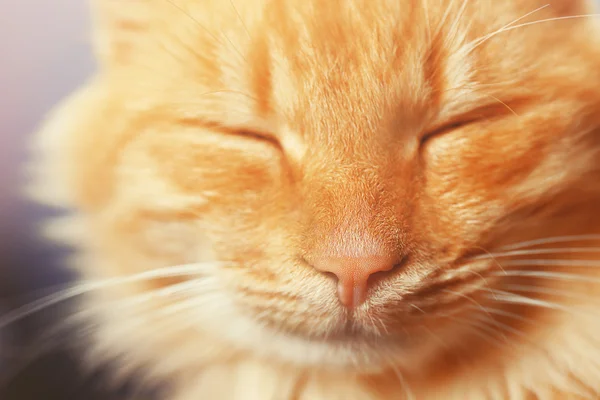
xmin=30 ymin=0 xmax=600 ymax=373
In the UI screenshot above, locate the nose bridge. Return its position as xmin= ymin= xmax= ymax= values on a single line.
xmin=301 ymin=150 xmax=415 ymax=307
xmin=313 ymin=148 xmax=385 ymax=203
xmin=304 ymin=154 xmax=404 ymax=256
xmin=318 ymin=157 xmax=392 ymax=223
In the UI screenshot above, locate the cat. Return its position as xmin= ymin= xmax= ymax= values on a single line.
xmin=25 ymin=0 xmax=600 ymax=399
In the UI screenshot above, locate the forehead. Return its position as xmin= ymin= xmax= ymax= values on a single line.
xmin=256 ymin=0 xmax=479 ymax=135
xmin=112 ymin=1 xmax=567 ymax=134
xmin=264 ymin=1 xmax=432 ymax=135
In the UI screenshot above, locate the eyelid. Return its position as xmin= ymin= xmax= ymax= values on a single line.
xmin=421 ymin=118 xmax=478 ymax=142
xmin=421 ymin=100 xmax=520 ymax=142
xmin=177 ymin=116 xmax=282 ymax=149
xmin=182 ymin=117 xmax=281 ymax=147
xmin=233 ymin=128 xmax=282 ymax=148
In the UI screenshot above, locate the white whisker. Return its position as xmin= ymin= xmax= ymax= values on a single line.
xmin=491 ymin=270 xmax=600 ymax=283
xmin=485 ymin=289 xmax=593 ymax=318
xmin=376 ymin=316 xmax=390 ymax=336
xmin=387 ymin=361 xmax=415 ymax=400
xmin=468 ymin=10 xmax=599 ymax=54
xmin=0 ymin=263 xmax=220 ymax=329
xmin=497 ymin=259 xmax=600 ymax=268
xmin=466 ymin=4 xmax=550 ymax=52
xmin=471 ymin=247 xmax=600 ymax=260
xmin=500 ymin=235 xmax=600 ymax=251
xmin=441 ymin=289 xmax=491 ymax=317
xmin=229 ymin=0 xmax=251 ymax=39
xmin=496 ymin=13 xmax=600 ymax=34
xmin=466 ymin=306 xmax=532 ymax=324
xmin=410 ymin=304 xmax=426 ymax=314
xmin=471 ymin=313 xmax=528 ymax=340
xmin=501 ymin=284 xmax=596 ymax=303
xmin=0 ymin=280 xmax=215 ymax=388
xmin=483 ymin=93 xmax=519 ymax=117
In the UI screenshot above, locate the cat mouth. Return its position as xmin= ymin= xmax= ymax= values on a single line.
xmin=249 ymin=259 xmax=501 ymax=347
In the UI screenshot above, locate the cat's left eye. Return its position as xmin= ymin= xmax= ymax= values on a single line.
xmin=420 ymin=101 xmax=516 ymax=143
xmin=216 ymin=124 xmax=281 ymax=148
xmin=234 ymin=129 xmax=282 ymax=149
xmin=420 ymin=118 xmax=477 ymax=143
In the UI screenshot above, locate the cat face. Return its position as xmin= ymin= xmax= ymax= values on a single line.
xmin=32 ymin=0 xmax=600 ymax=373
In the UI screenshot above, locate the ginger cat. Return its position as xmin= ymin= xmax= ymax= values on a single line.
xmin=27 ymin=0 xmax=600 ymax=399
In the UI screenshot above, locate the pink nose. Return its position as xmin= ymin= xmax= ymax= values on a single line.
xmin=311 ymin=255 xmax=400 ymax=308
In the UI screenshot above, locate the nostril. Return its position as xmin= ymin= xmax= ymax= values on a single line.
xmin=321 ymin=270 xmax=339 ymax=282
xmin=306 ymin=253 xmax=410 ymax=308
xmin=394 ymin=254 xmax=410 ymax=269
xmin=367 ymin=254 xmax=410 ymax=283
xmin=301 ymin=257 xmax=338 ymax=280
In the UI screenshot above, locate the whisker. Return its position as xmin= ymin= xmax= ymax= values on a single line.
xmin=463 ymin=245 xmax=506 ymax=275
xmin=482 ymin=93 xmax=519 ymax=117
xmin=499 ymin=235 xmax=600 ymax=251
xmin=465 ymin=306 xmax=532 ymax=324
xmin=471 ymin=313 xmax=529 ymax=340
xmin=491 ymin=270 xmax=600 ymax=283
xmin=468 ymin=10 xmax=600 ymax=53
xmin=495 ymin=13 xmax=600 ymax=34
xmin=376 ymin=316 xmax=390 ymax=336
xmin=410 ymin=304 xmax=426 ymax=314
xmin=466 ymin=4 xmax=550 ymax=51
xmin=387 ymin=360 xmax=415 ymax=400
xmin=485 ymin=289 xmax=594 ymax=318
xmin=0 ymin=280 xmax=213 ymax=389
xmin=501 ymin=283 xmax=598 ymax=303
xmin=471 ymin=247 xmax=600 ymax=260
xmin=441 ymin=289 xmax=492 ymax=318
xmin=229 ymin=0 xmax=251 ymax=39
xmin=365 ymin=311 xmax=382 ymax=337
xmin=0 ymin=263 xmax=219 ymax=330
xmin=496 ymin=259 xmax=600 ymax=268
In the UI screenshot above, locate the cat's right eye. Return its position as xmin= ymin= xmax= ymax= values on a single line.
xmin=214 ymin=124 xmax=282 ymax=150
xmin=420 ymin=118 xmax=478 ymax=144
xmin=420 ymin=101 xmax=519 ymax=144
xmin=234 ymin=129 xmax=281 ymax=148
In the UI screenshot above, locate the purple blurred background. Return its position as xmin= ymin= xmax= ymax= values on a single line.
xmin=1 ymin=1 xmax=599 ymax=399
xmin=0 ymin=1 xmax=140 ymax=398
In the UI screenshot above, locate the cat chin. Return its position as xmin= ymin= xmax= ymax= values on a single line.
xmin=211 ymin=308 xmax=416 ymax=374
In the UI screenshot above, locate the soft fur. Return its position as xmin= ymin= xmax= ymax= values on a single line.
xmin=28 ymin=0 xmax=600 ymax=399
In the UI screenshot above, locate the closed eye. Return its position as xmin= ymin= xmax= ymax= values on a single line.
xmin=233 ymin=129 xmax=281 ymax=148
xmin=420 ymin=118 xmax=478 ymax=143
xmin=177 ymin=117 xmax=281 ymax=149
xmin=420 ymin=99 xmax=523 ymax=144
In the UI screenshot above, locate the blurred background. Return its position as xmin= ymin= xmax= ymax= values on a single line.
xmin=1 ymin=1 xmax=600 ymax=399
xmin=0 ymin=1 xmax=140 ymax=399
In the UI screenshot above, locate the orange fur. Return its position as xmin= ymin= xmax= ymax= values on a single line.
xmin=28 ymin=0 xmax=600 ymax=399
